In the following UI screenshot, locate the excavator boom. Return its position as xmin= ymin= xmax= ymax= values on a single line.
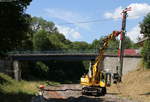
xmin=80 ymin=31 xmax=121 ymax=96
xmin=80 ymin=8 xmax=130 ymax=96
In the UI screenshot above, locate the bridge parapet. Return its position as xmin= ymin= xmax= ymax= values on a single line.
xmin=7 ymin=49 xmax=98 ymax=55
xmin=7 ymin=50 xmax=141 ymax=61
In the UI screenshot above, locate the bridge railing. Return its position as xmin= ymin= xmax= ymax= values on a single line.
xmin=7 ymin=49 xmax=118 ymax=55
xmin=7 ymin=49 xmax=96 ymax=54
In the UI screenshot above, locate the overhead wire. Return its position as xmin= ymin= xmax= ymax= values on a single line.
xmin=57 ymin=18 xmax=121 ymax=25
xmin=56 ymin=15 xmax=138 ymax=25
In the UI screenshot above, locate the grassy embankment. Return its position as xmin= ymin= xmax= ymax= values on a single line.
xmin=0 ymin=72 xmax=59 ymax=102
xmin=108 ymin=66 xmax=150 ymax=102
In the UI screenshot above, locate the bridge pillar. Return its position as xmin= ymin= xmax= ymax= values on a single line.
xmin=13 ymin=60 xmax=21 ymax=81
xmin=88 ymin=60 xmax=95 ymax=77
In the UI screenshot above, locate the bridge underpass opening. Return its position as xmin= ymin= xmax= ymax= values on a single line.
xmin=9 ymin=51 xmax=141 ymax=81
xmin=19 ymin=60 xmax=89 ymax=83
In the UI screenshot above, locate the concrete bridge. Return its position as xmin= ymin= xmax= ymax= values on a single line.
xmin=8 ymin=50 xmax=141 ymax=60
xmin=9 ymin=52 xmax=98 ymax=61
xmin=0 ymin=50 xmax=142 ymax=81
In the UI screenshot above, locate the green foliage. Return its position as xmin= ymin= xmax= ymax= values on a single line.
xmin=33 ymin=30 xmax=53 ymax=51
xmin=36 ymin=61 xmax=49 ymax=72
xmin=90 ymin=35 xmax=135 ymax=54
xmin=31 ymin=17 xmax=71 ymax=50
xmin=31 ymin=17 xmax=57 ymax=33
xmin=48 ymin=33 xmax=70 ymax=49
xmin=0 ymin=72 xmax=60 ymax=102
xmin=33 ymin=61 xmax=49 ymax=79
xmin=108 ymin=38 xmax=119 ymax=49
xmin=0 ymin=72 xmax=35 ymax=102
xmin=141 ymin=40 xmax=150 ymax=69
xmin=91 ymin=38 xmax=104 ymax=49
xmin=0 ymin=1 xmax=32 ymax=55
xmin=91 ymin=37 xmax=119 ymax=53
xmin=71 ymin=41 xmax=90 ymax=50
xmin=140 ymin=13 xmax=150 ymax=37
xmin=124 ymin=36 xmax=134 ymax=49
xmin=140 ymin=13 xmax=150 ymax=69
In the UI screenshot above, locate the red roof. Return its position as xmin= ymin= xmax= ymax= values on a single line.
xmin=118 ymin=49 xmax=139 ymax=56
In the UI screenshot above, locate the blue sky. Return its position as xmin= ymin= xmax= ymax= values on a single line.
xmin=26 ymin=0 xmax=150 ymax=43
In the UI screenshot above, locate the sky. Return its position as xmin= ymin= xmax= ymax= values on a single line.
xmin=26 ymin=0 xmax=150 ymax=43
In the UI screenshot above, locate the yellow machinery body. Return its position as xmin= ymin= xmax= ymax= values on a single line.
xmin=80 ymin=31 xmax=121 ymax=96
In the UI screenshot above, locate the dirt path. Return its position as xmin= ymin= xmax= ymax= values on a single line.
xmin=32 ymin=84 xmax=139 ymax=102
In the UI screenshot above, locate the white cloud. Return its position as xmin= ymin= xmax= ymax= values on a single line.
xmin=56 ymin=25 xmax=81 ymax=40
xmin=105 ymin=6 xmax=122 ymax=20
xmin=104 ymin=3 xmax=150 ymax=19
xmin=45 ymin=8 xmax=90 ymax=30
xmin=127 ymin=24 xmax=142 ymax=42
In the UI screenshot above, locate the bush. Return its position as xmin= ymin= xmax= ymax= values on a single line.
xmin=141 ymin=40 xmax=150 ymax=69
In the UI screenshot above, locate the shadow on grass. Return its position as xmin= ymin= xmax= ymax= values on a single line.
xmin=0 ymin=91 xmax=34 ymax=102
xmin=0 ymin=77 xmax=8 ymax=84
xmin=107 ymin=92 xmax=120 ymax=95
xmin=0 ymin=74 xmax=12 ymax=84
xmin=140 ymin=92 xmax=150 ymax=95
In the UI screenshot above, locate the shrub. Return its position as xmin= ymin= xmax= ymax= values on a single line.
xmin=141 ymin=40 xmax=150 ymax=69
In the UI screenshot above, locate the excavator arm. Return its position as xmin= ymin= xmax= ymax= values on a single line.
xmin=80 ymin=8 xmax=130 ymax=96
xmin=91 ymin=31 xmax=121 ymax=82
xmin=80 ymin=31 xmax=121 ymax=96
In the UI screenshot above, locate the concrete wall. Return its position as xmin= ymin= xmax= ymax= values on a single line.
xmin=0 ymin=60 xmax=5 ymax=72
xmin=103 ymin=56 xmax=142 ymax=74
xmin=0 ymin=59 xmax=13 ymax=76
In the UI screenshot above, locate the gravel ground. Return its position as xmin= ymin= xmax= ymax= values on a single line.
xmin=31 ymin=84 xmax=139 ymax=102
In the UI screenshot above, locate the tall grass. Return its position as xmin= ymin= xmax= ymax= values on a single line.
xmin=0 ymin=72 xmax=59 ymax=102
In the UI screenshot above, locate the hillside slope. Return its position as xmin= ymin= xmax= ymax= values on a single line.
xmin=108 ymin=68 xmax=150 ymax=102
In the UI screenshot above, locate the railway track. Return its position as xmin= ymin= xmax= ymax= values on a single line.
xmin=31 ymin=84 xmax=138 ymax=102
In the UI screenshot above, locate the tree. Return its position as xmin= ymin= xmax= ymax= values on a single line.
xmin=33 ymin=30 xmax=53 ymax=51
xmin=140 ymin=13 xmax=150 ymax=68
xmin=124 ymin=36 xmax=134 ymax=49
xmin=48 ymin=33 xmax=71 ymax=49
xmin=31 ymin=17 xmax=57 ymax=33
xmin=140 ymin=13 xmax=150 ymax=37
xmin=0 ymin=1 xmax=32 ymax=55
xmin=91 ymin=38 xmax=103 ymax=49
xmin=141 ymin=40 xmax=150 ymax=68
xmin=31 ymin=17 xmax=72 ymax=50
xmin=91 ymin=36 xmax=119 ymax=53
xmin=71 ymin=41 xmax=90 ymax=50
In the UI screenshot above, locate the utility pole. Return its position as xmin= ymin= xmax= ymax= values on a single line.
xmin=119 ymin=7 xmax=131 ymax=82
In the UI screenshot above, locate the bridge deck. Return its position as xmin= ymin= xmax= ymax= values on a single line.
xmin=8 ymin=52 xmax=141 ymax=61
